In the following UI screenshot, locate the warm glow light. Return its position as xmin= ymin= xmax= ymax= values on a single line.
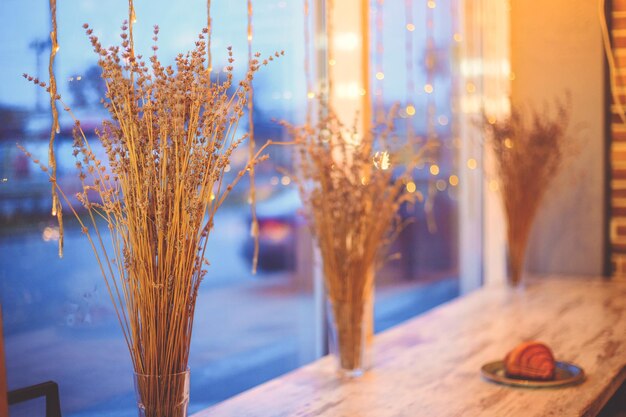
xmin=224 ymin=164 xmax=231 ymax=173
xmin=406 ymin=23 xmax=415 ymax=32
xmin=487 ymin=116 xmax=497 ymax=125
xmin=329 ymin=58 xmax=336 ymax=66
xmin=504 ymin=138 xmax=513 ymax=149
xmin=449 ymin=175 xmax=459 ymax=186
xmin=424 ymin=84 xmax=433 ymax=94
xmin=509 ymin=72 xmax=516 ymax=81
xmin=42 ymin=226 xmax=60 ymax=242
xmin=406 ymin=105 xmax=416 ymax=116
xmin=489 ymin=180 xmax=499 ymax=192
xmin=373 ymin=151 xmax=390 ymax=170
xmin=281 ymin=176 xmax=291 ymax=185
xmin=359 ymin=88 xmax=367 ymax=96
xmin=466 ymin=82 xmax=476 ymax=93
xmin=406 ymin=181 xmax=416 ymax=193
xmin=376 ymin=72 xmax=385 ymax=80
xmin=453 ymin=33 xmax=462 ymax=42
xmin=210 ymin=193 xmax=216 ymax=201
xmin=334 ymin=32 xmax=360 ymax=51
xmin=427 ymin=0 xmax=436 ymax=8
xmin=460 ymin=59 xmax=511 ymax=77
xmin=430 ymin=165 xmax=440 ymax=176
xmin=467 ymin=158 xmax=477 ymax=170
xmin=307 ymin=92 xmax=315 ymax=99
xmin=336 ymin=82 xmax=362 ymax=99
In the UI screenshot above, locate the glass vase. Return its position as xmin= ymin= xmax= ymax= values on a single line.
xmin=133 ymin=369 xmax=190 ymax=417
xmin=327 ymin=293 xmax=373 ymax=378
xmin=506 ymin=240 xmax=527 ymax=288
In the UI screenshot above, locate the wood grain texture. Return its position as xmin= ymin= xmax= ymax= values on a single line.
xmin=193 ymin=277 xmax=626 ymax=417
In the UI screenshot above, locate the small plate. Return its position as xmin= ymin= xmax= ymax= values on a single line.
xmin=481 ymin=360 xmax=585 ymax=388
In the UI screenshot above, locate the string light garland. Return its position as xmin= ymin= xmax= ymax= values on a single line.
xmin=128 ymin=0 xmax=136 ymax=55
xmin=374 ymin=0 xmax=384 ymax=123
xmin=326 ymin=0 xmax=335 ymax=97
xmin=207 ymin=0 xmax=212 ymax=71
xmin=304 ymin=0 xmax=313 ymax=125
xmin=449 ymin=0 xmax=462 ymax=189
xmin=247 ymin=0 xmax=259 ymax=273
xmin=425 ymin=0 xmax=437 ymax=142
xmin=48 ymin=0 xmax=63 ymax=257
xmin=600 ymin=0 xmax=626 ymax=124
xmin=404 ymin=0 xmax=415 ymax=141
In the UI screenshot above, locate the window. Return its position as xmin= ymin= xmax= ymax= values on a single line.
xmin=1 ymin=1 xmax=469 ymax=416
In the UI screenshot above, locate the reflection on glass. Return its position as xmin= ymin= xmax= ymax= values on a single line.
xmin=370 ymin=0 xmax=460 ymax=333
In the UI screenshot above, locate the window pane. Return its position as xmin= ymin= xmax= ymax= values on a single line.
xmin=370 ymin=0 xmax=461 ymax=332
xmin=0 ymin=1 xmax=316 ymax=416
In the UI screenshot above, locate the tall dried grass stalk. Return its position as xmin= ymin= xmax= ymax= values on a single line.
xmin=286 ymin=103 xmax=429 ymax=372
xmin=24 ymin=19 xmax=282 ymax=416
xmin=484 ymin=97 xmax=571 ymax=286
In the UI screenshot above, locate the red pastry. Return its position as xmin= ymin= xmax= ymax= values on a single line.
xmin=504 ymin=341 xmax=556 ymax=380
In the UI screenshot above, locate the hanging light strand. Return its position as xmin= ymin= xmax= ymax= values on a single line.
xmin=600 ymin=0 xmax=626 ymax=124
xmin=48 ymin=0 xmax=63 ymax=257
xmin=207 ymin=0 xmax=212 ymax=71
xmin=128 ymin=0 xmax=136 ymax=56
xmin=247 ymin=0 xmax=259 ymax=274
xmin=304 ymin=0 xmax=313 ymax=124
xmin=449 ymin=0 xmax=461 ymax=180
xmin=374 ymin=0 xmax=384 ymax=123
xmin=326 ymin=0 xmax=335 ymax=98
xmin=424 ymin=0 xmax=439 ymax=233
xmin=425 ymin=0 xmax=436 ymax=141
xmin=404 ymin=0 xmax=415 ymax=140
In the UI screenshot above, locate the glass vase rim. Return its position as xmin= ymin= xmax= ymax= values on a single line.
xmin=133 ymin=367 xmax=190 ymax=378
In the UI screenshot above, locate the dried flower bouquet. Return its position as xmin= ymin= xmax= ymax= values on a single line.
xmin=286 ymin=104 xmax=429 ymax=374
xmin=484 ymin=98 xmax=571 ymax=286
xmin=23 ymin=20 xmax=282 ymax=416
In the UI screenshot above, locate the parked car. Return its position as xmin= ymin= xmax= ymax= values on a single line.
xmin=242 ymin=188 xmax=302 ymax=272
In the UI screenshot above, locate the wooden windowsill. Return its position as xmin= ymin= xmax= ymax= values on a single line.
xmin=193 ymin=276 xmax=626 ymax=417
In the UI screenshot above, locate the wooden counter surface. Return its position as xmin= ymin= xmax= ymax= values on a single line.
xmin=193 ymin=277 xmax=626 ymax=417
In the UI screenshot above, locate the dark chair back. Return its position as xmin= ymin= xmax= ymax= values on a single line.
xmin=8 ymin=381 xmax=62 ymax=417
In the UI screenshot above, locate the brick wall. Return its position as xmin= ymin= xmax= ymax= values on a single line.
xmin=610 ymin=0 xmax=626 ymax=278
